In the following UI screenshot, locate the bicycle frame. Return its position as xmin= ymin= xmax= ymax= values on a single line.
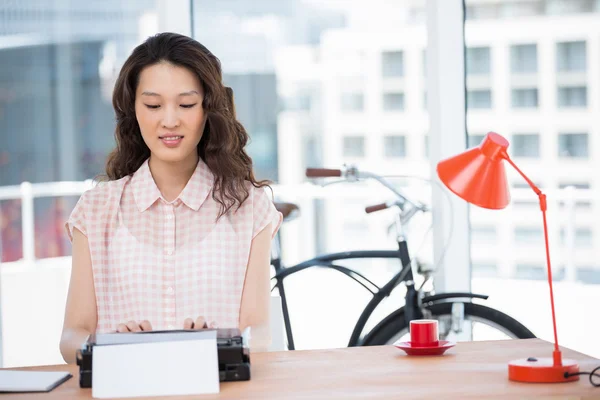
xmin=271 ymin=233 xmax=422 ymax=350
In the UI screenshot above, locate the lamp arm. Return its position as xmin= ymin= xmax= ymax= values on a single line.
xmin=504 ymin=154 xmax=542 ymax=197
xmin=504 ymin=153 xmax=562 ymax=365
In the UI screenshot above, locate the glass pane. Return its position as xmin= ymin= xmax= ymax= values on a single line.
xmin=383 ymin=93 xmax=405 ymax=111
xmin=511 ymin=44 xmax=537 ymax=73
xmin=193 ymin=0 xmax=431 ymax=351
xmin=0 ymin=1 xmax=159 ymax=259
xmin=341 ymin=92 xmax=365 ymax=112
xmin=383 ymin=136 xmax=406 ymax=158
xmin=511 ymin=88 xmax=538 ymax=108
xmin=0 ymin=199 xmax=22 ymax=262
xmin=511 ymin=134 xmax=540 ymax=158
xmin=468 ymin=134 xmax=485 ymax=147
xmin=560 ymin=227 xmax=593 ymax=247
xmin=556 ymin=41 xmax=587 ymax=72
xmin=577 ymin=268 xmax=600 ymax=284
xmin=466 ymin=47 xmax=491 ymax=75
xmin=467 ymin=90 xmax=492 ymax=109
xmin=472 ymin=226 xmax=497 ymax=243
xmin=0 ymin=0 xmax=161 ymax=368
xmin=557 ymin=86 xmax=587 ymax=108
xmin=547 ymin=0 xmax=598 ymax=14
xmin=558 ymin=182 xmax=590 ymax=189
xmin=382 ymin=51 xmax=404 ymax=77
xmin=467 ymin=0 xmax=599 ymax=359
xmin=343 ymin=136 xmax=366 ymax=158
xmin=473 ymin=263 xmax=498 ymax=278
xmin=558 ymin=133 xmax=588 ymax=158
xmin=515 ymin=264 xmax=545 ymax=280
xmin=514 ymin=227 xmax=543 ymax=244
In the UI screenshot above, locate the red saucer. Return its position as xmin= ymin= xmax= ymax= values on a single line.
xmin=394 ymin=340 xmax=456 ymax=356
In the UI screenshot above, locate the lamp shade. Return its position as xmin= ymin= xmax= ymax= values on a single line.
xmin=436 ymin=132 xmax=511 ymax=210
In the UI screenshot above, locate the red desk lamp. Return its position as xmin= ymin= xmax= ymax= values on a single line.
xmin=436 ymin=132 xmax=579 ymax=383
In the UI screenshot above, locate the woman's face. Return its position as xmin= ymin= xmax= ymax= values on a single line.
xmin=135 ymin=62 xmax=207 ymax=166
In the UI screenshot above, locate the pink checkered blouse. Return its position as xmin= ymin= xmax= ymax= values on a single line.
xmin=66 ymin=158 xmax=282 ymax=333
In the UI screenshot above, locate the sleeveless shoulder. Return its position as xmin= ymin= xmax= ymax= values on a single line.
xmin=239 ymin=183 xmax=282 ymax=240
xmin=64 ymin=177 xmax=130 ymax=242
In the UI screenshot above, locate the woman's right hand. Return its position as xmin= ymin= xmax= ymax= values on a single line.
xmin=116 ymin=320 xmax=153 ymax=332
xmin=183 ymin=316 xmax=217 ymax=330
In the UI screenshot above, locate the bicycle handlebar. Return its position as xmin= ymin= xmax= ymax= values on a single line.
xmin=305 ymin=168 xmax=342 ymax=178
xmin=365 ymin=202 xmax=390 ymax=214
xmin=305 ymin=165 xmax=429 ymax=227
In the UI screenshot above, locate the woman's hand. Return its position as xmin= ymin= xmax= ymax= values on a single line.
xmin=116 ymin=320 xmax=153 ymax=332
xmin=183 ymin=317 xmax=217 ymax=330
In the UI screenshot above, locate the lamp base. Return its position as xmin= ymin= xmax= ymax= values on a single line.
xmin=509 ymin=358 xmax=579 ymax=383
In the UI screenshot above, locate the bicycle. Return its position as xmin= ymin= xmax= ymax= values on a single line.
xmin=271 ymin=165 xmax=535 ymax=350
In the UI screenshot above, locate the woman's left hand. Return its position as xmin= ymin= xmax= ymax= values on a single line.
xmin=183 ymin=316 xmax=217 ymax=330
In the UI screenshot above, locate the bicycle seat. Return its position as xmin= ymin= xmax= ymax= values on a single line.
xmin=274 ymin=202 xmax=300 ymax=222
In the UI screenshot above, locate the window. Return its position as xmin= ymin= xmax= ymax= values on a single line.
xmin=468 ymin=134 xmax=485 ymax=148
xmin=511 ymin=134 xmax=540 ymax=158
xmin=513 ymin=182 xmax=542 ymax=189
xmin=465 ymin=4 xmax=500 ymax=19
xmin=560 ymin=227 xmax=593 ymax=247
xmin=557 ymin=182 xmax=592 ymax=209
xmin=341 ymin=92 xmax=364 ymax=112
xmin=558 ymin=86 xmax=587 ymax=107
xmin=383 ymin=93 xmax=404 ymax=111
xmin=343 ymin=136 xmax=365 ymax=157
xmin=559 ymin=201 xmax=592 ymax=209
xmin=473 ymin=263 xmax=498 ymax=278
xmin=547 ymin=0 xmax=598 ymax=14
xmin=501 ymin=2 xmax=544 ymax=17
xmin=283 ymin=95 xmax=311 ymax=111
xmin=472 ymin=226 xmax=497 ymax=242
xmin=466 ymin=0 xmax=599 ymax=355
xmin=0 ymin=2 xmax=161 ymax=263
xmin=513 ymin=200 xmax=538 ymax=210
xmin=467 ymin=90 xmax=492 ymax=109
xmin=511 ymin=88 xmax=538 ymax=108
xmin=511 ymin=44 xmax=537 ymax=73
xmin=558 ymin=133 xmax=588 ymax=158
xmin=577 ymin=268 xmax=600 ymax=285
xmin=466 ymin=47 xmax=491 ymax=75
xmin=556 ymin=41 xmax=586 ymax=72
xmin=558 ymin=182 xmax=590 ymax=190
xmin=515 ymin=264 xmax=545 ymax=280
xmin=383 ymin=136 xmax=406 ymax=158
xmin=382 ymin=51 xmax=404 ymax=78
xmin=514 ymin=227 xmax=543 ymax=244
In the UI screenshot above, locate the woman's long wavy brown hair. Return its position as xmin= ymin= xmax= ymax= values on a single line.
xmin=105 ymin=32 xmax=269 ymax=218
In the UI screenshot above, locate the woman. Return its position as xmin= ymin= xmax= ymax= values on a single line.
xmin=59 ymin=32 xmax=282 ymax=363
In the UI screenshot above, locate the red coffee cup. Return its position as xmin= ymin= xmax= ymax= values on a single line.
xmin=410 ymin=319 xmax=439 ymax=347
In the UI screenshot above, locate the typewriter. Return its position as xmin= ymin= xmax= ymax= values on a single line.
xmin=76 ymin=328 xmax=250 ymax=388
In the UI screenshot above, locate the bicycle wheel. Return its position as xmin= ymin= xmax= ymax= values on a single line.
xmin=361 ymin=302 xmax=535 ymax=346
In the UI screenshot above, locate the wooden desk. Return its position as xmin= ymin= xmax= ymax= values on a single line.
xmin=2 ymin=339 xmax=598 ymax=399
